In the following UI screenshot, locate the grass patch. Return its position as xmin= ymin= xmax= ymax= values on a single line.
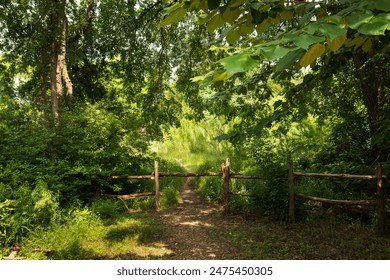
xmin=219 ymin=215 xmax=390 ymax=259
xmin=19 ymin=212 xmax=171 ymax=260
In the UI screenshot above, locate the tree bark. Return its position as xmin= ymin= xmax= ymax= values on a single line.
xmin=352 ymin=52 xmax=380 ymax=135
xmin=50 ymin=17 xmax=60 ymax=125
xmin=59 ymin=14 xmax=73 ymax=97
xmin=351 ymin=51 xmax=389 ymax=160
xmin=49 ymin=0 xmax=73 ymax=125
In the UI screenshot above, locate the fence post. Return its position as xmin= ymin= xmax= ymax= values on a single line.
xmin=154 ymin=161 xmax=161 ymax=211
xmin=376 ymin=163 xmax=385 ymax=235
xmin=288 ymin=158 xmax=295 ymax=223
xmin=222 ymin=158 xmax=231 ymax=213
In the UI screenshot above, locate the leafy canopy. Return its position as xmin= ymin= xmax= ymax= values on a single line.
xmin=161 ymin=0 xmax=390 ymax=84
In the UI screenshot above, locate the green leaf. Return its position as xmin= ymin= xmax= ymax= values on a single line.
xmin=160 ymin=6 xmax=187 ymax=27
xmin=256 ymin=18 xmax=272 ymax=33
xmin=275 ymin=49 xmax=305 ymax=72
xmin=259 ymin=45 xmax=299 ymax=60
xmin=226 ymin=28 xmax=241 ymax=45
xmin=319 ymin=23 xmax=347 ymax=40
xmin=367 ymin=0 xmax=390 ymax=12
xmin=222 ymin=7 xmax=241 ymax=23
xmin=208 ymin=0 xmax=221 ymax=10
xmin=299 ymin=43 xmax=326 ymax=67
xmin=207 ymin=13 xmax=225 ymax=33
xmin=292 ymin=34 xmax=325 ymax=50
xmin=213 ymin=70 xmax=228 ymax=81
xmin=229 ymin=0 xmax=247 ymax=8
xmin=251 ymin=8 xmax=267 ymax=25
xmin=345 ymin=12 xmax=374 ymax=29
xmin=218 ymin=52 xmax=259 ymax=75
xmin=238 ymin=22 xmax=255 ymax=36
xmin=307 ymin=22 xmax=346 ymax=40
xmin=357 ymin=18 xmax=389 ymax=35
xmin=281 ymin=10 xmax=294 ymax=21
xmin=191 ymin=75 xmax=207 ymax=82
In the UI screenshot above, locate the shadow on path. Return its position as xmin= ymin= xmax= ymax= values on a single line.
xmin=151 ymin=176 xmax=244 ymax=259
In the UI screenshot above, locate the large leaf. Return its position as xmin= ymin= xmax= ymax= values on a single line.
xmin=160 ymin=6 xmax=187 ymax=27
xmin=345 ymin=12 xmax=374 ymax=29
xmin=292 ymin=34 xmax=325 ymax=50
xmin=238 ymin=21 xmax=255 ymax=36
xmin=258 ymin=45 xmax=299 ymax=60
xmin=207 ymin=13 xmax=225 ymax=33
xmin=327 ymin=34 xmax=347 ymax=52
xmin=367 ymin=0 xmax=390 ymax=12
xmin=213 ymin=70 xmax=228 ymax=81
xmin=357 ymin=18 xmax=389 ymax=35
xmin=256 ymin=18 xmax=272 ymax=33
xmin=222 ymin=7 xmax=241 ymax=23
xmin=251 ymin=8 xmax=267 ymax=25
xmin=299 ymin=43 xmax=326 ymax=67
xmin=229 ymin=0 xmax=246 ymax=8
xmin=308 ymin=22 xmax=346 ymax=40
xmin=226 ymin=28 xmax=241 ymax=45
xmin=275 ymin=49 xmax=305 ymax=72
xmin=346 ymin=36 xmax=368 ymax=50
xmin=218 ymin=52 xmax=259 ymax=75
xmin=208 ymin=0 xmax=221 ymax=11
xmin=319 ymin=23 xmax=347 ymax=40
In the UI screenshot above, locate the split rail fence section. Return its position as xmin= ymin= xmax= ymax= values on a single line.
xmin=288 ymin=160 xmax=388 ymax=235
xmin=108 ymin=158 xmax=389 ymax=235
xmin=107 ymin=159 xmax=264 ymax=212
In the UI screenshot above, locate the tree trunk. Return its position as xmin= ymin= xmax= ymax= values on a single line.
xmin=352 ymin=51 xmax=388 ymax=160
xmin=352 ymin=52 xmax=380 ymax=136
xmin=59 ymin=14 xmax=73 ymax=97
xmin=49 ymin=0 xmax=72 ymax=125
xmin=50 ymin=6 xmax=61 ymax=126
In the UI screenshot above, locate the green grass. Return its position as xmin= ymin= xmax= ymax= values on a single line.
xmin=16 ymin=212 xmax=171 ymax=260
xmin=218 ymin=215 xmax=390 ymax=259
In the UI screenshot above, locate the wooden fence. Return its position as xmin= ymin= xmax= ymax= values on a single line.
xmin=107 ymin=159 xmax=266 ymax=212
xmin=288 ymin=160 xmax=389 ymax=235
xmin=107 ymin=158 xmax=389 ymax=235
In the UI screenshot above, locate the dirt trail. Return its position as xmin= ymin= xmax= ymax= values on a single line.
xmin=152 ymin=176 xmax=245 ymax=259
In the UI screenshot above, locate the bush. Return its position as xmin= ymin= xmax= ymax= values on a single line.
xmin=198 ymin=176 xmax=222 ymax=203
xmin=0 ymin=181 xmax=60 ymax=248
xmin=248 ymin=164 xmax=289 ymax=220
xmin=161 ymin=185 xmax=180 ymax=207
xmin=90 ymin=198 xmax=124 ymax=219
xmin=23 ymin=207 xmax=102 ymax=260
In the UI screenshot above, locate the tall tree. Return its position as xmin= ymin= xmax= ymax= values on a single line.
xmin=0 ymin=0 xmax=95 ymax=125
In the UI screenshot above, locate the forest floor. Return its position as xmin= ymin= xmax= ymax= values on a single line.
xmin=145 ymin=176 xmax=390 ymax=260
xmin=150 ymin=176 xmax=245 ymax=259
xmin=7 ymin=158 xmax=386 ymax=260
xmin=11 ymin=175 xmax=390 ymax=260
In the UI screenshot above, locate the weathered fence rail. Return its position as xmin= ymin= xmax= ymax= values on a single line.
xmin=106 ymin=158 xmax=388 ymax=235
xmin=288 ymin=161 xmax=388 ymax=235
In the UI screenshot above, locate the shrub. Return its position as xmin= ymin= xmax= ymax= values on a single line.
xmin=248 ymin=164 xmax=289 ymax=220
xmin=161 ymin=185 xmax=179 ymax=207
xmin=23 ymin=207 xmax=102 ymax=260
xmin=0 ymin=181 xmax=60 ymax=248
xmin=90 ymin=198 xmax=124 ymax=219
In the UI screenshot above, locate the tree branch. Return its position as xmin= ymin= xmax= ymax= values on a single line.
xmin=67 ymin=0 xmax=95 ymax=45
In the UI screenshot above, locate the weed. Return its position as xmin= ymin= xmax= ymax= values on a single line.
xmin=90 ymin=198 xmax=124 ymax=218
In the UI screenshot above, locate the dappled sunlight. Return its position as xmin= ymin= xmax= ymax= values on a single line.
xmin=131 ymin=243 xmax=174 ymax=259
xmin=179 ymin=221 xmax=213 ymax=227
xmin=150 ymin=176 xmax=244 ymax=259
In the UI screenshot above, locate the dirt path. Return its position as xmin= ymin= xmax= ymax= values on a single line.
xmin=152 ymin=176 xmax=245 ymax=259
